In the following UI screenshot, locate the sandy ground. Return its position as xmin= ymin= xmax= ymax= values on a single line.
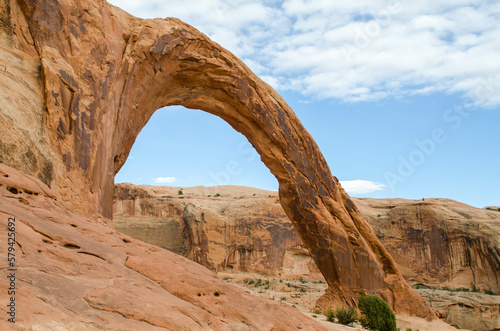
xmin=217 ymin=271 xmax=464 ymax=331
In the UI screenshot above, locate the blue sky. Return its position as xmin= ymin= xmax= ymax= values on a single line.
xmin=110 ymin=0 xmax=500 ymax=208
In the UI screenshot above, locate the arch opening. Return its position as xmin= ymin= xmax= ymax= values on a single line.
xmin=16 ymin=1 xmax=434 ymax=315
xmin=103 ymin=18 xmax=434 ymax=315
xmin=115 ymin=105 xmax=278 ymax=191
xmin=113 ymin=105 xmax=322 ymax=277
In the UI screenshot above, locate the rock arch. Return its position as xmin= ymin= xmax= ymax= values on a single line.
xmin=15 ymin=0 xmax=433 ymax=316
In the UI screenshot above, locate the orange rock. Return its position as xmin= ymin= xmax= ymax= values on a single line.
xmin=1 ymin=0 xmax=433 ymax=318
xmin=0 ymin=163 xmax=326 ymax=329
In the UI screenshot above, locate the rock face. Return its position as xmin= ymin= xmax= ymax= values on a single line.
xmin=114 ymin=184 xmax=500 ymax=295
xmin=417 ymin=289 xmax=500 ymax=331
xmin=0 ymin=163 xmax=327 ymax=330
xmin=0 ymin=0 xmax=432 ymax=317
xmin=114 ymin=185 xmax=500 ymax=330
xmin=114 ymin=184 xmax=323 ymax=280
xmin=356 ymin=198 xmax=500 ymax=294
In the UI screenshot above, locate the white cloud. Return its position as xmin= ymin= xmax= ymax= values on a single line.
xmin=108 ymin=0 xmax=500 ymax=107
xmin=154 ymin=177 xmax=177 ymax=184
xmin=340 ymin=180 xmax=388 ymax=195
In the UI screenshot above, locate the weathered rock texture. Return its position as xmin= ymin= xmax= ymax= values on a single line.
xmin=356 ymin=198 xmax=500 ymax=294
xmin=0 ymin=0 xmax=432 ymax=316
xmin=417 ymin=289 xmax=500 ymax=331
xmin=0 ymin=163 xmax=327 ymax=330
xmin=114 ymin=184 xmax=323 ymax=280
xmin=114 ymin=185 xmax=500 ymax=330
xmin=114 ymin=184 xmax=500 ymax=295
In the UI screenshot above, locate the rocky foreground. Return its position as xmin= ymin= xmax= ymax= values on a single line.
xmin=114 ymin=183 xmax=500 ymax=330
xmin=0 ymin=164 xmax=328 ymax=329
xmin=0 ymin=0 xmax=432 ymax=316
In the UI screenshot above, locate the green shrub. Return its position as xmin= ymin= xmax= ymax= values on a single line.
xmin=324 ymin=308 xmax=336 ymax=322
xmin=335 ymin=306 xmax=358 ymax=326
xmin=358 ymin=295 xmax=397 ymax=331
xmin=214 ymin=193 xmax=221 ymax=197
xmin=244 ymin=278 xmax=254 ymax=285
xmin=178 ymin=190 xmax=183 ymax=195
xmin=299 ymin=276 xmax=307 ymax=284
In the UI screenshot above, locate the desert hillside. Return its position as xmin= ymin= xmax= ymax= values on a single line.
xmin=114 ymin=183 xmax=500 ymax=292
xmin=114 ymin=183 xmax=500 ymax=331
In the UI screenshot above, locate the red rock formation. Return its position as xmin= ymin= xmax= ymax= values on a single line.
xmin=356 ymin=198 xmax=500 ymax=293
xmin=115 ymin=185 xmax=500 ymax=295
xmin=0 ymin=0 xmax=433 ymax=317
xmin=0 ymin=163 xmax=327 ymax=329
xmin=114 ymin=184 xmax=322 ymax=278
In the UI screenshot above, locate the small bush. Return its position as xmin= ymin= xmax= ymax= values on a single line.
xmin=324 ymin=308 xmax=336 ymax=322
xmin=335 ymin=306 xmax=358 ymax=326
xmin=178 ymin=190 xmax=183 ymax=195
xmin=358 ymin=295 xmax=397 ymax=331
xmin=244 ymin=278 xmax=254 ymax=285
xmin=214 ymin=193 xmax=221 ymax=197
xmin=299 ymin=276 xmax=307 ymax=284
xmin=406 ymin=328 xmax=413 ymax=331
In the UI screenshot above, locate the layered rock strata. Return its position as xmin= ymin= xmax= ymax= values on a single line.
xmin=114 ymin=185 xmax=500 ymax=294
xmin=1 ymin=0 xmax=432 ymax=316
xmin=114 ymin=184 xmax=323 ymax=279
xmin=0 ymin=163 xmax=327 ymax=330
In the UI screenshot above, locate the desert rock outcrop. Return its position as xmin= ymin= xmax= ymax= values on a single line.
xmin=114 ymin=184 xmax=500 ymax=295
xmin=356 ymin=198 xmax=500 ymax=294
xmin=0 ymin=163 xmax=328 ymax=330
xmin=114 ymin=184 xmax=323 ymax=279
xmin=0 ymin=0 xmax=432 ymax=317
xmin=417 ymin=289 xmax=500 ymax=331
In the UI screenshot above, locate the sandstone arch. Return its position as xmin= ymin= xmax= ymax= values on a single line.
xmin=11 ymin=0 xmax=433 ymax=316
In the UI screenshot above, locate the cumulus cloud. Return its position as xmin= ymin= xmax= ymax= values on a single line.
xmin=108 ymin=0 xmax=500 ymax=107
xmin=154 ymin=177 xmax=177 ymax=184
xmin=340 ymin=180 xmax=388 ymax=195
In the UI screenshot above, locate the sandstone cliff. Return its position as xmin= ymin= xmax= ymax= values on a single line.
xmin=0 ymin=0 xmax=432 ymax=316
xmin=114 ymin=184 xmax=500 ymax=294
xmin=0 ymin=163 xmax=328 ymax=330
xmin=114 ymin=183 xmax=322 ymax=280
xmin=416 ymin=289 xmax=500 ymax=331
xmin=114 ymin=184 xmax=500 ymax=330
xmin=356 ymin=198 xmax=500 ymax=294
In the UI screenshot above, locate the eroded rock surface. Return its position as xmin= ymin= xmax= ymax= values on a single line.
xmin=114 ymin=185 xmax=500 ymax=330
xmin=114 ymin=184 xmax=322 ymax=279
xmin=0 ymin=163 xmax=327 ymax=330
xmin=0 ymin=0 xmax=432 ymax=317
xmin=356 ymin=198 xmax=500 ymax=294
xmin=114 ymin=184 xmax=500 ymax=295
xmin=417 ymin=289 xmax=500 ymax=331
